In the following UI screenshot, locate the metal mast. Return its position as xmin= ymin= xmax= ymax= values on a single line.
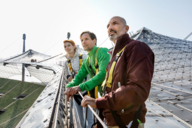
xmin=22 ymin=34 xmax=26 ymax=82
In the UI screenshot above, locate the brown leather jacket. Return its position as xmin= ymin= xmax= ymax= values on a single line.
xmin=96 ymin=33 xmax=154 ymax=126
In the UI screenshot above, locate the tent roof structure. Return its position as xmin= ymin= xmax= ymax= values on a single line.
xmin=2 ymin=49 xmax=51 ymax=63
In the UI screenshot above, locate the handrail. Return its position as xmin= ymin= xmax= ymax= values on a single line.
xmin=78 ymin=92 xmax=108 ymax=128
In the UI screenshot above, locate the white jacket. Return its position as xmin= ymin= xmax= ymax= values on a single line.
xmin=64 ymin=49 xmax=88 ymax=83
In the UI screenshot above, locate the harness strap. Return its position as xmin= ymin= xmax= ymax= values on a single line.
xmin=68 ymin=60 xmax=73 ymax=73
xmin=102 ymin=46 xmax=126 ymax=91
xmin=110 ymin=105 xmax=142 ymax=128
xmin=79 ymin=54 xmax=83 ymax=68
xmin=110 ymin=110 xmax=127 ymax=128
xmin=88 ymin=48 xmax=99 ymax=99
xmin=67 ymin=54 xmax=83 ymax=77
xmin=131 ymin=105 xmax=142 ymax=128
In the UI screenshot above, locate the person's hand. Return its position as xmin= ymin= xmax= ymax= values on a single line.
xmin=68 ymin=77 xmax=73 ymax=82
xmin=81 ymin=95 xmax=97 ymax=108
xmin=66 ymin=94 xmax=73 ymax=101
xmin=64 ymin=88 xmax=73 ymax=101
xmin=93 ymin=124 xmax=97 ymax=128
xmin=64 ymin=87 xmax=71 ymax=95
xmin=69 ymin=86 xmax=81 ymax=95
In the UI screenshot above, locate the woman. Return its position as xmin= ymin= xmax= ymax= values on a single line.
xmin=63 ymin=40 xmax=93 ymax=128
xmin=63 ymin=40 xmax=87 ymax=82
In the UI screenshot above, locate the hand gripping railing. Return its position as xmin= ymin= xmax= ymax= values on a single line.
xmin=78 ymin=92 xmax=108 ymax=128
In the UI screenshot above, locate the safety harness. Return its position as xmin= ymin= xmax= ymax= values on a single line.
xmin=67 ymin=54 xmax=82 ymax=78
xmin=101 ymin=46 xmax=142 ymax=128
xmin=87 ymin=48 xmax=100 ymax=99
xmin=101 ymin=46 xmax=126 ymax=95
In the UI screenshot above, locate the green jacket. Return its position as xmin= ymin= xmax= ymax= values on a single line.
xmin=66 ymin=46 xmax=110 ymax=93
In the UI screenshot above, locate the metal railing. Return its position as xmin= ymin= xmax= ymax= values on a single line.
xmin=52 ymin=69 xmax=108 ymax=128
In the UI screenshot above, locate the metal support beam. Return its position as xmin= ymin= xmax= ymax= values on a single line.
xmin=184 ymin=32 xmax=192 ymax=40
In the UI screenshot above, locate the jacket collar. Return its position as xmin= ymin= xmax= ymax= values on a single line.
xmin=109 ymin=33 xmax=131 ymax=57
xmin=88 ymin=45 xmax=98 ymax=57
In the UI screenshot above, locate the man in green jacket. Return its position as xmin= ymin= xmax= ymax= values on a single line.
xmin=65 ymin=31 xmax=110 ymax=101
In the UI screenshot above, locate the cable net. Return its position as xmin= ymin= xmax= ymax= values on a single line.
xmin=0 ymin=63 xmax=21 ymax=78
xmin=0 ymin=49 xmax=63 ymax=85
xmin=133 ymin=27 xmax=192 ymax=84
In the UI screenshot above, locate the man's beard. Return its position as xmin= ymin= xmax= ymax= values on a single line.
xmin=109 ymin=34 xmax=118 ymax=41
xmin=109 ymin=29 xmax=118 ymax=41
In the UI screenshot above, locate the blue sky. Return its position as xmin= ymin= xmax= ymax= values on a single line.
xmin=0 ymin=0 xmax=192 ymax=58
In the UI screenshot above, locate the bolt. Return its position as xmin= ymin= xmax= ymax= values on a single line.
xmin=43 ymin=119 xmax=48 ymax=123
xmin=37 ymin=99 xmax=41 ymax=103
xmin=185 ymin=119 xmax=189 ymax=122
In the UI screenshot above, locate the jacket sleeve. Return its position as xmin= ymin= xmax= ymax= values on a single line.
xmin=66 ymin=58 xmax=88 ymax=88
xmin=96 ymin=43 xmax=154 ymax=111
xmin=79 ymin=48 xmax=110 ymax=91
